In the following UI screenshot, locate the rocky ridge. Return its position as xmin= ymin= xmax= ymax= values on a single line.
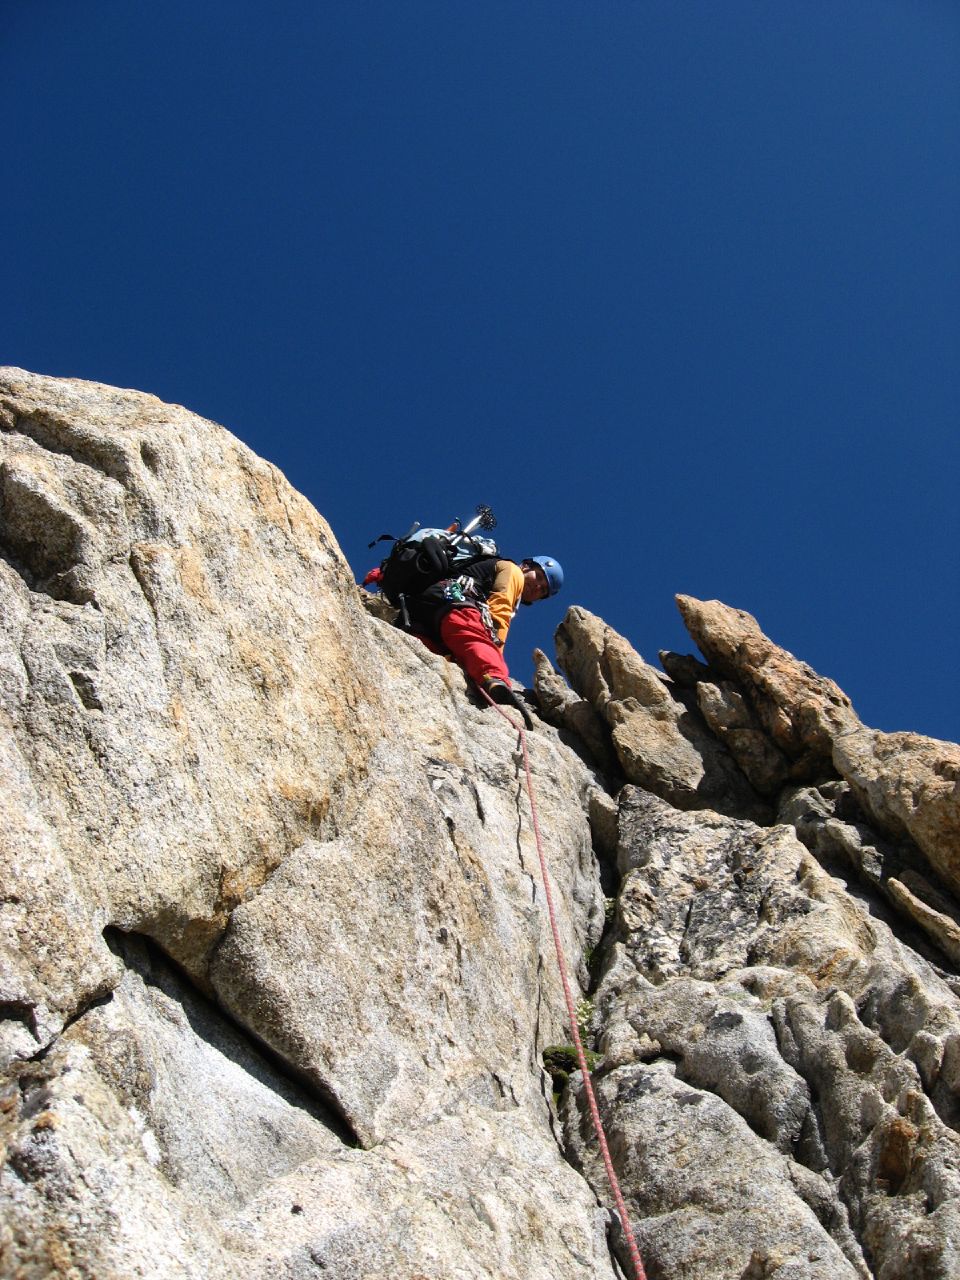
xmin=2 ymin=369 xmax=959 ymax=1279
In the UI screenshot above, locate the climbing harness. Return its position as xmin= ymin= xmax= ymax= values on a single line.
xmin=478 ymin=686 xmax=649 ymax=1280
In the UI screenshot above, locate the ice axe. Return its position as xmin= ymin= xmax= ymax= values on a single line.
xmin=447 ymin=503 xmax=497 ymax=542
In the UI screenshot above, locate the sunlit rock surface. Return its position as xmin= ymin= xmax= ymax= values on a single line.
xmin=676 ymin=593 xmax=960 ymax=894
xmin=2 ymin=369 xmax=959 ymax=1280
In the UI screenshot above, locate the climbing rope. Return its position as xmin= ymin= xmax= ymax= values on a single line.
xmin=479 ymin=687 xmax=648 ymax=1280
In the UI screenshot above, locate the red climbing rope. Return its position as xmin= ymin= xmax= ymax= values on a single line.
xmin=479 ymin=688 xmax=648 ymax=1280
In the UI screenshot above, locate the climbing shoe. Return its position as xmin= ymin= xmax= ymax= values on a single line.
xmin=481 ymin=677 xmax=534 ymax=730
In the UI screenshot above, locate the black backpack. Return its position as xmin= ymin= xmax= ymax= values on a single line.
xmin=377 ymin=527 xmax=498 ymax=607
xmin=368 ymin=505 xmax=499 ymax=608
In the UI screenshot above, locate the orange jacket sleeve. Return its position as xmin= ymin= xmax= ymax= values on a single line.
xmin=486 ymin=561 xmax=525 ymax=646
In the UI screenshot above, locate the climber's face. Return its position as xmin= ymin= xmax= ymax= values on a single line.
xmin=521 ymin=563 xmax=549 ymax=604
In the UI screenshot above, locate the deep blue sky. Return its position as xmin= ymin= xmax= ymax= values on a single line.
xmin=4 ymin=2 xmax=958 ymax=739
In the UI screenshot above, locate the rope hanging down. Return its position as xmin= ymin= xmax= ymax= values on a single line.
xmin=479 ymin=688 xmax=648 ymax=1280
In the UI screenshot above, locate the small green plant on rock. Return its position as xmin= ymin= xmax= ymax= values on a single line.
xmin=576 ymin=997 xmax=594 ymax=1039
xmin=542 ymin=1043 xmax=601 ymax=1106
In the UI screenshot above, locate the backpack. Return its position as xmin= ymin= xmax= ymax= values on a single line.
xmin=367 ymin=506 xmax=499 ymax=608
xmin=376 ymin=526 xmax=499 ymax=607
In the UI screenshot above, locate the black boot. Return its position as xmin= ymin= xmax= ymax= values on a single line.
xmin=481 ymin=677 xmax=534 ymax=730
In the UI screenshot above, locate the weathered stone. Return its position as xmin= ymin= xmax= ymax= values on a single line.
xmin=779 ymin=780 xmax=892 ymax=884
xmin=0 ymin=720 xmax=119 ymax=1064
xmin=5 ymin=369 xmax=960 ymax=1280
xmin=357 ymin=583 xmax=398 ymax=622
xmin=2 ymin=931 xmax=615 ymax=1280
xmin=678 ymin=594 xmax=960 ymax=897
xmin=781 ymin=783 xmax=960 ymax=972
xmin=533 ymin=647 xmax=619 ymax=775
xmin=587 ymin=787 xmax=619 ymax=864
xmin=554 ymin=606 xmax=768 ymax=821
xmin=209 ymin=678 xmax=604 ymax=1147
xmin=887 ymin=876 xmax=960 ymax=970
xmin=697 ymin=678 xmax=792 ymax=794
xmin=225 ymin=1107 xmax=614 ymax=1280
xmin=773 ymin=992 xmax=960 ymax=1280
xmin=596 ymin=974 xmax=812 ymax=1152
xmin=570 ymin=788 xmax=960 ymax=1280
xmin=0 ymin=369 xmax=609 ymax=1279
xmin=0 ymin=368 xmax=389 ymax=999
xmin=657 ymin=647 xmax=716 ymax=687
xmin=564 ymin=1061 xmax=866 ymax=1280
xmin=675 ymin=594 xmax=857 ymax=764
xmin=833 ymin=728 xmax=960 ymax=898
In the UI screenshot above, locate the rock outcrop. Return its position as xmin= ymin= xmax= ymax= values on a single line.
xmin=675 ymin=594 xmax=960 ymax=894
xmin=3 ymin=369 xmax=959 ymax=1280
xmin=0 ymin=370 xmax=608 ymax=1278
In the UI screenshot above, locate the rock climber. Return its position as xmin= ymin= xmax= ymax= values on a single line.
xmin=405 ymin=554 xmax=563 ymax=726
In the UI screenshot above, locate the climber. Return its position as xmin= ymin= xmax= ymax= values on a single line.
xmin=405 ymin=554 xmax=563 ymax=727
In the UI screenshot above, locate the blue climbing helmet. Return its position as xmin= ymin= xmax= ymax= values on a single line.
xmin=530 ymin=555 xmax=563 ymax=596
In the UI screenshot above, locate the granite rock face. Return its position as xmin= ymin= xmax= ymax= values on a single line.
xmin=0 ymin=369 xmax=609 ymax=1279
xmin=573 ymin=791 xmax=960 ymax=1279
xmin=543 ymin=606 xmax=768 ymax=821
xmin=3 ymin=370 xmax=960 ymax=1280
xmin=550 ymin=598 xmax=960 ymax=1280
xmin=675 ymin=594 xmax=960 ymax=894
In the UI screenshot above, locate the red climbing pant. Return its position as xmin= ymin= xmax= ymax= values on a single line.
xmin=417 ymin=608 xmax=510 ymax=686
